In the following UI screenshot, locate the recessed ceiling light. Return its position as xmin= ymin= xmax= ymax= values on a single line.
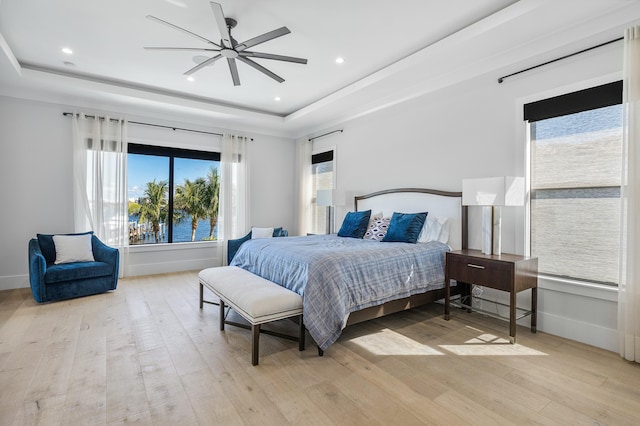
xmin=61 ymin=47 xmax=73 ymax=55
xmin=186 ymin=76 xmax=195 ymax=82
xmin=274 ymin=97 xmax=281 ymax=101
xmin=335 ymin=57 xmax=344 ymax=64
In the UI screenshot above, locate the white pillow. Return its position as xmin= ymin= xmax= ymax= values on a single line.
xmin=251 ymin=227 xmax=274 ymax=239
xmin=417 ymin=216 xmax=449 ymax=244
xmin=53 ymin=234 xmax=95 ymax=264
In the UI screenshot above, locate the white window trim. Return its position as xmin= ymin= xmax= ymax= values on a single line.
xmin=128 ymin=240 xmax=220 ymax=253
xmin=538 ymin=274 xmax=618 ymax=302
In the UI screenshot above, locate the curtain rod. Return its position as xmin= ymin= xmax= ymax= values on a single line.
xmin=498 ymin=37 xmax=623 ymax=84
xmin=309 ymin=129 xmax=343 ymax=142
xmin=62 ymin=112 xmax=253 ymax=140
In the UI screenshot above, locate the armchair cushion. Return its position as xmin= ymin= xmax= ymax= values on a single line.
xmin=44 ymin=261 xmax=114 ymax=284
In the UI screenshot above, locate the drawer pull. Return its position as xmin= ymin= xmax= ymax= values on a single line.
xmin=467 ymin=263 xmax=485 ymax=269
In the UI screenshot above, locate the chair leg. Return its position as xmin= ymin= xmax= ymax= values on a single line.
xmin=252 ymin=324 xmax=261 ymax=366
xmin=219 ymin=300 xmax=225 ymax=331
xmin=199 ymin=282 xmax=203 ymax=309
xmin=298 ymin=314 xmax=305 ymax=351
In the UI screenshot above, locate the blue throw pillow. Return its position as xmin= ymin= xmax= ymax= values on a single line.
xmin=337 ymin=210 xmax=372 ymax=238
xmin=382 ymin=212 xmax=428 ymax=243
xmin=37 ymin=231 xmax=94 ymax=264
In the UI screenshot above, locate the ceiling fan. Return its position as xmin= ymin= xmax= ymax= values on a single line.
xmin=144 ymin=1 xmax=308 ymax=86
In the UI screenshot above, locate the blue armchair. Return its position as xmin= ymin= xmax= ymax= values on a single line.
xmin=227 ymin=227 xmax=288 ymax=264
xmin=28 ymin=232 xmax=119 ymax=303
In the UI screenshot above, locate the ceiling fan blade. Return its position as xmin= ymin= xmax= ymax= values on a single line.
xmin=237 ymin=57 xmax=284 ymax=83
xmin=235 ymin=27 xmax=291 ymax=52
xmin=146 ymin=15 xmax=221 ymax=48
xmin=210 ymin=2 xmax=233 ymax=49
xmin=144 ymin=47 xmax=221 ymax=52
xmin=227 ymin=58 xmax=241 ymax=86
xmin=239 ymin=51 xmax=307 ymax=64
xmin=184 ymin=54 xmax=223 ymax=75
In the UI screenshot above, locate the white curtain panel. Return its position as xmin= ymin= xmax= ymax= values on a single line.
xmin=71 ymin=113 xmax=128 ymax=275
xmin=295 ymin=138 xmax=312 ymax=236
xmin=618 ymin=26 xmax=640 ymax=362
xmin=220 ymin=134 xmax=250 ymax=264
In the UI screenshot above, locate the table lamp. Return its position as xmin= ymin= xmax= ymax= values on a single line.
xmin=316 ymin=189 xmax=334 ymax=234
xmin=462 ymin=177 xmax=524 ymax=255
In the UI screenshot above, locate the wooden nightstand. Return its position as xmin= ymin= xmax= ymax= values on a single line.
xmin=444 ymin=249 xmax=538 ymax=343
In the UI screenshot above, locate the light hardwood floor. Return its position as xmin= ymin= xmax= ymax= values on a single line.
xmin=1 ymin=271 xmax=639 ymax=425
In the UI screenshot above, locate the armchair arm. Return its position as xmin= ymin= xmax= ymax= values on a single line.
xmin=91 ymin=236 xmax=120 ymax=270
xmin=28 ymin=239 xmax=46 ymax=303
xmin=227 ymin=228 xmax=289 ymax=264
xmin=227 ymin=232 xmax=252 ymax=264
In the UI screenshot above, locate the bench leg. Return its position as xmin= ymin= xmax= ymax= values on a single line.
xmin=298 ymin=314 xmax=305 ymax=351
xmin=219 ymin=300 xmax=225 ymax=331
xmin=252 ymin=324 xmax=261 ymax=366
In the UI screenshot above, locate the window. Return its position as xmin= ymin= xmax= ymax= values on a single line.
xmin=525 ymin=82 xmax=622 ymax=285
xmin=128 ymin=144 xmax=220 ymax=245
xmin=311 ymin=150 xmax=334 ymax=234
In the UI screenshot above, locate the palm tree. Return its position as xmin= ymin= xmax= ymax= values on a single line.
xmin=204 ymin=167 xmax=220 ymax=240
xmin=174 ymin=177 xmax=207 ymax=241
xmin=138 ymin=179 xmax=168 ymax=242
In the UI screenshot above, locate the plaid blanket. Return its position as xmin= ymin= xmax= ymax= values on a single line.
xmin=230 ymin=234 xmax=449 ymax=350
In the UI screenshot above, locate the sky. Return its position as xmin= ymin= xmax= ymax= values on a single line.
xmin=128 ymin=154 xmax=219 ymax=201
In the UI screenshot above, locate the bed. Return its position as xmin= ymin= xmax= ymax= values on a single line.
xmin=230 ymin=188 xmax=468 ymax=351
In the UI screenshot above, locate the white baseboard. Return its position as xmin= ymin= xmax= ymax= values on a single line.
xmin=0 ymin=274 xmax=29 ymax=291
xmin=537 ymin=311 xmax=617 ymax=352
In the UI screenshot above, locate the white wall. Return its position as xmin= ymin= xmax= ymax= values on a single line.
xmin=0 ymin=96 xmax=295 ymax=289
xmin=309 ymin=42 xmax=623 ymax=351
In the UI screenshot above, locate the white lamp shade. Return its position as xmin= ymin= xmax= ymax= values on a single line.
xmin=316 ymin=189 xmax=334 ymax=206
xmin=462 ymin=177 xmax=524 ymax=206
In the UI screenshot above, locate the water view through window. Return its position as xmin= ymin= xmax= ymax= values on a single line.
xmin=128 ymin=145 xmax=220 ymax=245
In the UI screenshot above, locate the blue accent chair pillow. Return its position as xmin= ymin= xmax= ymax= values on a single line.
xmin=337 ymin=210 xmax=372 ymax=238
xmin=382 ymin=212 xmax=428 ymax=243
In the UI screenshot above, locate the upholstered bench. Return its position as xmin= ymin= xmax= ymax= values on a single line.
xmin=198 ymin=266 xmax=305 ymax=365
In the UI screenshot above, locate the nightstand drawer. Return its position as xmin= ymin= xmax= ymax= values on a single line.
xmin=447 ymin=254 xmax=513 ymax=292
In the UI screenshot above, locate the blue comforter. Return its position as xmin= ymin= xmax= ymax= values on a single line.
xmin=230 ymin=234 xmax=449 ymax=350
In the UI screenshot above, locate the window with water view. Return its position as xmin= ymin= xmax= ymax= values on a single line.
xmin=527 ymin=82 xmax=622 ymax=285
xmin=128 ymin=144 xmax=220 ymax=245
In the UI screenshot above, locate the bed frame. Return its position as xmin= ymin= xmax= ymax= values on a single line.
xmin=344 ymin=187 xmax=468 ymax=326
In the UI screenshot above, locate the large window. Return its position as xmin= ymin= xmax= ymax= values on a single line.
xmin=311 ymin=150 xmax=334 ymax=234
xmin=128 ymin=144 xmax=220 ymax=245
xmin=526 ymin=82 xmax=622 ymax=285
